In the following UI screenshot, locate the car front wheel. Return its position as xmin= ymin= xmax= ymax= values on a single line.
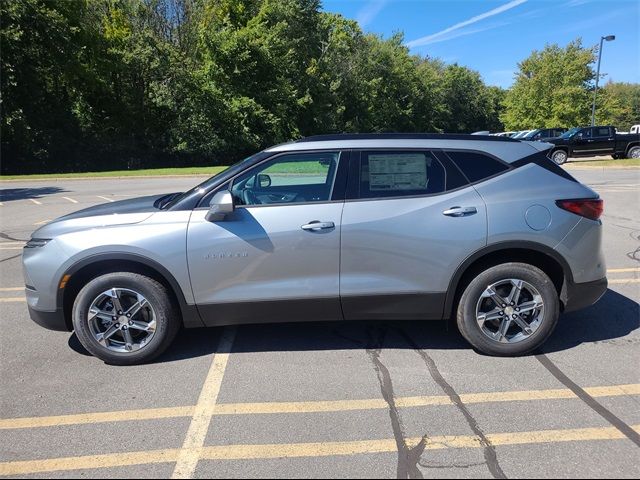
xmin=456 ymin=263 xmax=559 ymax=356
xmin=72 ymin=272 xmax=180 ymax=365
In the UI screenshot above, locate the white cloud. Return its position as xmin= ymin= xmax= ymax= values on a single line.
xmin=356 ymin=0 xmax=389 ymax=27
xmin=405 ymin=0 xmax=528 ymax=48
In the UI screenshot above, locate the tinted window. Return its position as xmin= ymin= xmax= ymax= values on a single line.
xmin=358 ymin=151 xmax=445 ymax=198
xmin=594 ymin=127 xmax=611 ymax=137
xmin=231 ymin=152 xmax=339 ymax=206
xmin=446 ymin=151 xmax=509 ymax=183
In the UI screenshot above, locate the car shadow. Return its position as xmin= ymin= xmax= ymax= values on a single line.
xmin=67 ymin=288 xmax=639 ymax=363
xmin=0 ymin=187 xmax=67 ymax=202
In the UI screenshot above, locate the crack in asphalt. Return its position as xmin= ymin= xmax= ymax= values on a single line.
xmin=0 ymin=232 xmax=28 ymax=242
xmin=0 ymin=253 xmax=22 ymax=263
xmin=397 ymin=329 xmax=507 ymax=480
xmin=366 ymin=327 xmax=427 ymax=479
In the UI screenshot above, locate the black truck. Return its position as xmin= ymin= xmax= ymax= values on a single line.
xmin=544 ymin=126 xmax=640 ymax=165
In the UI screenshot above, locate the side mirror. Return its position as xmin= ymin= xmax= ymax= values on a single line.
xmin=205 ymin=191 xmax=234 ymax=222
xmin=257 ymin=173 xmax=271 ymax=188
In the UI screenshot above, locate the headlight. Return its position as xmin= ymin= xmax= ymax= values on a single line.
xmin=24 ymin=238 xmax=51 ymax=248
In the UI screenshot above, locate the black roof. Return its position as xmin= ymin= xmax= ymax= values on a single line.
xmin=295 ymin=133 xmax=519 ymax=143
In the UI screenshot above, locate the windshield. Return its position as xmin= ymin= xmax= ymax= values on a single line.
xmin=523 ymin=129 xmax=541 ymax=140
xmin=560 ymin=127 xmax=581 ymax=139
xmin=162 ymin=151 xmax=271 ymax=209
xmin=513 ymin=130 xmax=531 ymax=139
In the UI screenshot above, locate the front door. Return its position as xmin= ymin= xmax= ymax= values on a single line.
xmin=187 ymin=151 xmax=346 ymax=326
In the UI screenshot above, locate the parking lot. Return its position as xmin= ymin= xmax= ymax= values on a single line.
xmin=0 ymin=165 xmax=639 ymax=478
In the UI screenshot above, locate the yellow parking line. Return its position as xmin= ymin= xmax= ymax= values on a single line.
xmin=171 ymin=326 xmax=237 ymax=479
xmin=62 ymin=196 xmax=78 ymax=204
xmin=0 ymin=297 xmax=25 ymax=302
xmin=28 ymin=198 xmax=42 ymax=205
xmin=2 ymin=384 xmax=638 ymax=431
xmin=1 ymin=424 xmax=638 ymax=476
xmin=0 ymin=287 xmax=23 ymax=291
xmin=608 ymin=278 xmax=640 ymax=284
xmin=0 ymin=247 xmax=22 ymax=250
xmin=607 ymin=267 xmax=640 ymax=273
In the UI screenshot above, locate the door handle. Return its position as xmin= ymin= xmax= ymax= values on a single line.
xmin=301 ymin=221 xmax=335 ymax=231
xmin=442 ymin=206 xmax=477 ymax=217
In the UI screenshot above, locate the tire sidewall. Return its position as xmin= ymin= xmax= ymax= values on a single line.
xmin=72 ymin=272 xmax=179 ymax=365
xmin=628 ymin=146 xmax=640 ymax=159
xmin=457 ymin=263 xmax=559 ymax=356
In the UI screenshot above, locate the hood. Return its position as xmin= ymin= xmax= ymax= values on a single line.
xmin=32 ymin=193 xmax=168 ymax=239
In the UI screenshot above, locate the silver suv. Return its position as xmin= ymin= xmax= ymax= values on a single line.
xmin=23 ymin=134 xmax=607 ymax=365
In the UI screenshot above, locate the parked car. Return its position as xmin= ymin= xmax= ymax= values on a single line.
xmin=493 ymin=131 xmax=517 ymax=137
xmin=523 ymin=128 xmax=567 ymax=141
xmin=24 ymin=133 xmax=607 ymax=364
xmin=545 ymin=126 xmax=640 ymax=164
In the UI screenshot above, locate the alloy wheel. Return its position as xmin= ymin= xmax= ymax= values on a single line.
xmin=475 ymin=279 xmax=544 ymax=344
xmin=87 ymin=288 xmax=157 ymax=353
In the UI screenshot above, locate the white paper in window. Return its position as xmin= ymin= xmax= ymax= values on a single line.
xmin=368 ymin=153 xmax=428 ymax=191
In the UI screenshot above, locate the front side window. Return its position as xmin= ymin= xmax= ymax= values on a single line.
xmin=231 ymin=152 xmax=340 ymax=206
xmin=358 ymin=151 xmax=446 ymax=199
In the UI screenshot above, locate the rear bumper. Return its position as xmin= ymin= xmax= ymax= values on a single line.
xmin=28 ymin=305 xmax=69 ymax=332
xmin=563 ymin=277 xmax=608 ymax=313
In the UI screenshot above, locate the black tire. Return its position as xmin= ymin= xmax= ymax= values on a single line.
xmin=550 ymin=149 xmax=568 ymax=165
xmin=72 ymin=272 xmax=180 ymax=365
xmin=456 ymin=262 xmax=559 ymax=356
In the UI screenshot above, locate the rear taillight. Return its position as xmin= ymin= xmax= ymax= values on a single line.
xmin=556 ymin=198 xmax=603 ymax=221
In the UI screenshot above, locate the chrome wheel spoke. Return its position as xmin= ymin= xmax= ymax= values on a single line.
xmin=496 ymin=318 xmax=512 ymax=343
xmin=513 ymin=315 xmax=534 ymax=336
xmin=89 ymin=307 xmax=113 ymax=322
xmin=107 ymin=288 xmax=124 ymax=313
xmin=507 ymin=280 xmax=523 ymax=305
xmin=486 ymin=286 xmax=509 ymax=308
xmin=518 ymin=299 xmax=543 ymax=314
xmin=477 ymin=307 xmax=503 ymax=328
xmin=129 ymin=319 xmax=156 ymax=333
xmin=124 ymin=294 xmax=148 ymax=318
xmin=122 ymin=329 xmax=134 ymax=351
xmin=96 ymin=324 xmax=119 ymax=346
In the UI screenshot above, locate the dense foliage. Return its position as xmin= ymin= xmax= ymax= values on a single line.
xmin=1 ymin=0 xmax=636 ymax=174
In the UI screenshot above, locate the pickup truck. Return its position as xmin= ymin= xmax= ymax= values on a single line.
xmin=544 ymin=126 xmax=640 ymax=165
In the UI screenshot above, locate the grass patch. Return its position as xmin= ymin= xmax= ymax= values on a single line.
xmin=0 ymin=166 xmax=228 ymax=180
xmin=566 ymin=158 xmax=640 ymax=168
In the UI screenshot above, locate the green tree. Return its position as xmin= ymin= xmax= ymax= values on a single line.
xmin=501 ymin=39 xmax=596 ymax=130
xmin=597 ymin=81 xmax=640 ymax=130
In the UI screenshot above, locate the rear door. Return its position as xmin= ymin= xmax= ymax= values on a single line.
xmin=339 ymin=149 xmax=487 ymax=320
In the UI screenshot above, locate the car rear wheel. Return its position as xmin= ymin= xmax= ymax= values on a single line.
xmin=72 ymin=272 xmax=180 ymax=365
xmin=550 ymin=149 xmax=568 ymax=165
xmin=456 ymin=263 xmax=559 ymax=356
xmin=627 ymin=146 xmax=640 ymax=159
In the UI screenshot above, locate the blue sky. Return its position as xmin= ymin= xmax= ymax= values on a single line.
xmin=321 ymin=0 xmax=640 ymax=88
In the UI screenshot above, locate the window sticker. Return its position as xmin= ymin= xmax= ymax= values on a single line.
xmin=368 ymin=154 xmax=429 ymax=191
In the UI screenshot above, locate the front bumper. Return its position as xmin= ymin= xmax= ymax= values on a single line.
xmin=563 ymin=277 xmax=608 ymax=313
xmin=28 ymin=305 xmax=69 ymax=332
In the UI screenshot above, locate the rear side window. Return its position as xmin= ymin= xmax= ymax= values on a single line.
xmin=358 ymin=151 xmax=446 ymax=199
xmin=446 ymin=151 xmax=509 ymax=183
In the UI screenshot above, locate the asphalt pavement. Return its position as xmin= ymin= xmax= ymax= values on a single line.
xmin=0 ymin=165 xmax=638 ymax=478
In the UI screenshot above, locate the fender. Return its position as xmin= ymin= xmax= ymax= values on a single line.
xmin=58 ymin=252 xmax=204 ymax=328
xmin=443 ymin=240 xmax=573 ymax=318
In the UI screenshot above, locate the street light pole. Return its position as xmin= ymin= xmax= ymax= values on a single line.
xmin=591 ymin=35 xmax=615 ymax=127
